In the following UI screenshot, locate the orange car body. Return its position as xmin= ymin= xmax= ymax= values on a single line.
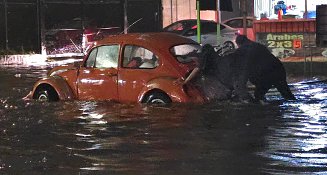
xmin=29 ymin=33 xmax=206 ymax=104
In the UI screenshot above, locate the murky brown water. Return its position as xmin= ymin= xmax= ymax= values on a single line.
xmin=1 ymin=64 xmax=327 ymax=175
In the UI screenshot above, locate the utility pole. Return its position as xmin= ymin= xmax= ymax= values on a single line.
xmin=241 ymin=0 xmax=247 ymax=36
xmin=216 ymin=0 xmax=221 ymax=47
xmin=37 ymin=0 xmax=46 ymax=55
xmin=196 ymin=0 xmax=201 ymax=44
xmin=124 ymin=0 xmax=128 ymax=33
xmin=4 ymin=0 xmax=8 ymax=50
xmin=170 ymin=0 xmax=173 ymax=23
xmin=304 ymin=0 xmax=308 ymax=19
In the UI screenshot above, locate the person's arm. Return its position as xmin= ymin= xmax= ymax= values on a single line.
xmin=174 ymin=67 xmax=200 ymax=85
xmin=183 ymin=67 xmax=200 ymax=84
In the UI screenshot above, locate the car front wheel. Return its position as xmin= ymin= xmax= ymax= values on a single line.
xmin=144 ymin=92 xmax=172 ymax=105
xmin=35 ymin=87 xmax=59 ymax=102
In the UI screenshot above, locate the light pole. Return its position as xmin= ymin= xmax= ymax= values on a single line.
xmin=4 ymin=0 xmax=8 ymax=50
xmin=242 ymin=0 xmax=248 ymax=36
xmin=196 ymin=0 xmax=201 ymax=44
xmin=304 ymin=0 xmax=308 ymax=19
xmin=124 ymin=0 xmax=128 ymax=34
xmin=216 ymin=0 xmax=221 ymax=47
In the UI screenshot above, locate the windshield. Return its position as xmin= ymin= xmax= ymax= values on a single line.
xmin=170 ymin=44 xmax=202 ymax=63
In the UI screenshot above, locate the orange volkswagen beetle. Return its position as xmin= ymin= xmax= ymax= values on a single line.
xmin=28 ymin=33 xmax=206 ymax=104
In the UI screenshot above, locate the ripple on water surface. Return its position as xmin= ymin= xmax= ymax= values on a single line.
xmin=1 ymin=66 xmax=327 ymax=174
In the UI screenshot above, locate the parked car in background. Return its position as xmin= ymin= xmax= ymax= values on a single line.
xmin=27 ymin=33 xmax=206 ymax=104
xmin=222 ymin=17 xmax=255 ymax=41
xmin=163 ymin=19 xmax=239 ymax=53
xmin=45 ymin=17 xmax=121 ymax=55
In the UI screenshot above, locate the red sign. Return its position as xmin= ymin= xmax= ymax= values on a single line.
xmin=293 ymin=39 xmax=302 ymax=49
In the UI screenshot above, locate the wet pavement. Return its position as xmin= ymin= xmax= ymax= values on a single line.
xmin=1 ymin=63 xmax=327 ymax=175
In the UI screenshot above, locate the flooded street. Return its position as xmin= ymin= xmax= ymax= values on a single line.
xmin=1 ymin=64 xmax=327 ymax=175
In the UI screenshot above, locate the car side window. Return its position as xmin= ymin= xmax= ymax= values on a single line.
xmin=201 ymin=22 xmax=217 ymax=34
xmin=85 ymin=48 xmax=97 ymax=67
xmin=166 ymin=22 xmax=184 ymax=31
xmin=220 ymin=24 xmax=226 ymax=30
xmin=187 ymin=22 xmax=221 ymax=35
xmin=85 ymin=45 xmax=119 ymax=68
xmin=247 ymin=19 xmax=253 ymax=28
xmin=184 ymin=29 xmax=196 ymax=36
xmin=225 ymin=19 xmax=242 ymax=28
xmin=122 ymin=45 xmax=159 ymax=69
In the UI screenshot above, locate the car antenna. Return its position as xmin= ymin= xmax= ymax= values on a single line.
xmin=120 ymin=18 xmax=143 ymax=34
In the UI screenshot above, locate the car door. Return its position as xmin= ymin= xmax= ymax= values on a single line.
xmin=77 ymin=45 xmax=120 ymax=100
xmin=118 ymin=45 xmax=160 ymax=102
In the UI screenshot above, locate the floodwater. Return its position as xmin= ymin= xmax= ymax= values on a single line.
xmin=1 ymin=63 xmax=327 ymax=175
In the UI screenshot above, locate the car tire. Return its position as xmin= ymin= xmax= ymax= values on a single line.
xmin=223 ymin=41 xmax=235 ymax=51
xmin=217 ymin=42 xmax=235 ymax=56
xmin=144 ymin=92 xmax=172 ymax=105
xmin=36 ymin=87 xmax=59 ymax=102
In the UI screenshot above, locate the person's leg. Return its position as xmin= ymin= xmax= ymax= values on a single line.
xmin=233 ymin=75 xmax=253 ymax=102
xmin=254 ymin=83 xmax=271 ymax=102
xmin=275 ymin=80 xmax=296 ymax=100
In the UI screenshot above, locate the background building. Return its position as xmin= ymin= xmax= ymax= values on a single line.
xmin=0 ymin=0 xmax=247 ymax=55
xmin=0 ymin=0 xmax=162 ymax=55
xmin=162 ymin=0 xmax=248 ymax=27
xmin=254 ymin=0 xmax=326 ymax=20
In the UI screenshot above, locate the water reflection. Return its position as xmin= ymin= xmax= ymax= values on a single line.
xmin=1 ymin=66 xmax=327 ymax=174
xmin=51 ymin=101 xmax=202 ymax=174
xmin=262 ymin=82 xmax=327 ymax=174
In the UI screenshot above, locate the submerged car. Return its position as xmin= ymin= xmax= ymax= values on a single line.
xmin=162 ymin=19 xmax=239 ymax=52
xmin=27 ymin=33 xmax=206 ymax=104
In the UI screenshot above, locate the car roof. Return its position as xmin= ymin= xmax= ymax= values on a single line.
xmin=174 ymin=19 xmax=216 ymax=22
xmin=95 ymin=32 xmax=199 ymax=49
xmin=222 ymin=17 xmax=254 ymax=22
xmin=163 ymin=19 xmax=235 ymax=31
xmin=165 ymin=19 xmax=221 ymax=26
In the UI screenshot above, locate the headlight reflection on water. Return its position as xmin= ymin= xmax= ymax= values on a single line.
xmin=262 ymin=84 xmax=327 ymax=171
xmin=77 ymin=101 xmax=107 ymax=123
xmin=295 ymin=103 xmax=327 ymax=154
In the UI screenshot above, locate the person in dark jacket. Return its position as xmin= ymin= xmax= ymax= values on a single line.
xmin=199 ymin=36 xmax=296 ymax=103
xmin=234 ymin=35 xmax=296 ymax=101
xmin=200 ymin=44 xmax=253 ymax=102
